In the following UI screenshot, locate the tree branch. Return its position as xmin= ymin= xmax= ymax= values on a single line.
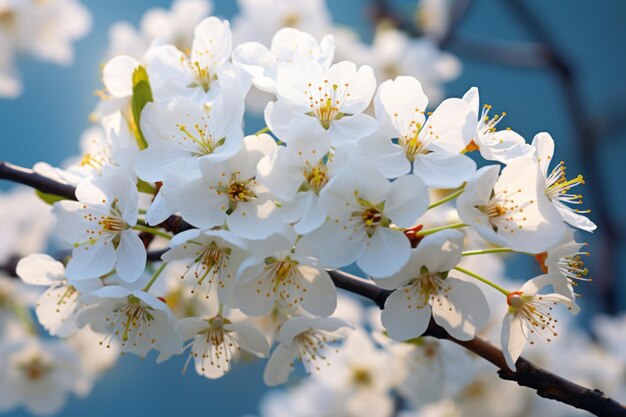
xmin=0 ymin=161 xmax=77 ymax=200
xmin=328 ymin=270 xmax=626 ymax=417
xmin=1 ymin=163 xmax=625 ymax=416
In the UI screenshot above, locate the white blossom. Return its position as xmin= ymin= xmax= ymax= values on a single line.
xmin=54 ymin=167 xmax=146 ymax=282
xmin=77 ymin=285 xmax=183 ymax=359
xmin=362 ymin=76 xmax=475 ymax=186
xmin=375 ymin=230 xmax=490 ymax=341
xmin=265 ymin=58 xmax=378 ymax=146
xmin=531 ymin=132 xmax=597 ymax=232
xmin=263 ymin=315 xmax=351 ymax=386
xmin=501 ymin=274 xmax=579 ymax=370
xmin=457 ymin=157 xmax=567 ymax=253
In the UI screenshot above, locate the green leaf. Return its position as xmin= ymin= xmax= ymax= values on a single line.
xmin=137 ymin=179 xmax=156 ymax=194
xmin=35 ymin=190 xmax=66 ymax=205
xmin=131 ymin=66 xmax=153 ymax=151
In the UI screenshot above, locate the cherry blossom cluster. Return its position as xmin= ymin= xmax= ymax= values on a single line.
xmin=0 ymin=0 xmax=91 ymax=98
xmin=0 ymin=0 xmax=606 ymax=416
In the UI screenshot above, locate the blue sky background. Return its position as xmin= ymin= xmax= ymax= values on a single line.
xmin=1 ymin=0 xmax=626 ymax=416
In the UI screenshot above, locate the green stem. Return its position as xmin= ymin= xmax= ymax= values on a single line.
xmin=143 ymin=262 xmax=168 ymax=291
xmin=254 ymin=126 xmax=270 ymax=136
xmin=415 ymin=222 xmax=467 ymax=237
xmin=453 ymin=266 xmax=510 ymax=296
xmin=132 ymin=225 xmax=172 ymax=240
xmin=462 ymin=248 xmax=535 ymax=256
xmin=428 ymin=186 xmax=465 ymax=209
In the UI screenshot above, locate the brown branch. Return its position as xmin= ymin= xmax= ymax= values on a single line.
xmin=328 ymin=270 xmax=626 ymax=417
xmin=1 ymin=161 xmax=625 ymax=416
xmin=0 ymin=161 xmax=77 ymax=200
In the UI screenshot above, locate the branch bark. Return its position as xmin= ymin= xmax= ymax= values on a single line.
xmin=1 ymin=162 xmax=625 ymax=416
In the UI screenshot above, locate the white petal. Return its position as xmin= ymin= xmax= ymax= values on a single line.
xmin=423 ymin=97 xmax=475 ymax=154
xmin=298 ymin=266 xmax=337 ymax=317
xmin=16 ymin=254 xmax=65 ymax=285
xmin=102 ymin=55 xmax=139 ymax=97
xmin=413 ymin=152 xmax=476 ymax=189
xmin=501 ymin=312 xmax=527 ymax=371
xmin=327 ymin=113 xmax=378 ymax=146
xmin=227 ymin=200 xmax=282 ymax=240
xmin=66 ymin=241 xmax=116 ymax=280
xmin=431 ymin=277 xmax=490 ymax=341
xmin=382 ymin=288 xmax=432 ymax=341
xmin=178 ymin=179 xmax=226 ymax=229
xmin=374 ymin=76 xmax=428 ymax=137
xmin=228 ymin=322 xmax=270 ymax=357
xmin=412 ymin=230 xmax=464 ymax=273
xmin=358 ymin=228 xmax=411 ymax=278
xmin=384 ymin=174 xmax=429 ymax=227
xmin=115 ymin=230 xmax=147 ymax=282
xmin=531 ymin=132 xmax=555 ymax=177
xmin=263 ymin=345 xmax=296 ymax=386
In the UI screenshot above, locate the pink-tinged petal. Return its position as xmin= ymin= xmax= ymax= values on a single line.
xmin=382 ymin=288 xmax=432 ymax=341
xmin=115 ymin=230 xmax=147 ymax=282
xmin=413 ymin=152 xmax=476 ymax=189
xmin=358 ymin=228 xmax=411 ymax=278
xmin=501 ymin=312 xmax=527 ymax=371
xmin=432 ymin=277 xmax=490 ymax=341
xmin=385 ymin=174 xmax=429 ymax=228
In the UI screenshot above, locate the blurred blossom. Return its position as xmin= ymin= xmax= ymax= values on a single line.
xmin=0 ymin=0 xmax=91 ymax=98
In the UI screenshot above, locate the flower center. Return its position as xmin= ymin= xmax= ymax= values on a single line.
xmin=188 ymin=54 xmax=216 ymax=92
xmin=99 ymin=215 xmax=124 ymax=232
xmin=351 ymin=367 xmax=373 ymax=386
xmin=361 ymin=207 xmax=382 ymax=227
xmin=306 ymin=80 xmax=347 ymax=129
xmin=227 ymin=181 xmax=252 ymax=202
xmin=177 ymin=122 xmax=224 ymax=156
xmin=19 ymin=357 xmax=51 ymax=381
xmin=302 ymin=162 xmax=329 ymax=194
